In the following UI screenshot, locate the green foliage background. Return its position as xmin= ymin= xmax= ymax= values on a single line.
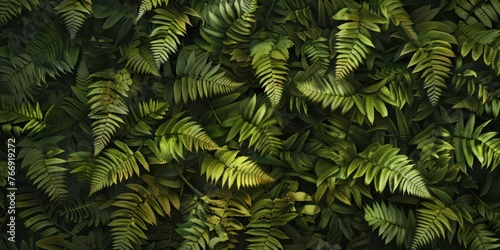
xmin=2 ymin=0 xmax=500 ymax=249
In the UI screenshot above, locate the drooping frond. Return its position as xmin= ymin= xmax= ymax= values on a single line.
xmin=296 ymin=73 xmax=365 ymax=115
xmin=149 ymin=5 xmax=196 ymax=64
xmin=109 ymin=183 xmax=168 ymax=250
xmin=89 ymin=141 xmax=149 ymax=195
xmin=174 ymin=50 xmax=245 ymax=103
xmin=245 ymin=197 xmax=297 ymax=250
xmin=223 ymin=95 xmax=283 ymax=156
xmin=55 ymin=0 xmax=92 ymax=40
xmin=154 ymin=112 xmax=220 ymax=161
xmin=457 ymin=219 xmax=500 ymax=250
xmin=347 ymin=142 xmax=431 ymax=198
xmin=87 ymin=68 xmax=133 ymax=156
xmin=401 ymin=30 xmax=456 ymax=105
xmin=201 ymin=148 xmax=275 ymax=189
xmin=250 ymin=36 xmax=293 ymax=107
xmin=364 ymin=201 xmax=415 ymax=249
xmin=333 ymin=4 xmax=386 ymax=80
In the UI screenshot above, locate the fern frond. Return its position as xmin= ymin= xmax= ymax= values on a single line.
xmin=333 ymin=4 xmax=386 ymax=80
xmin=141 ymin=174 xmax=181 ymax=217
xmin=222 ymin=95 xmax=283 ymax=156
xmin=456 ymin=22 xmax=500 ymax=75
xmin=109 ymin=183 xmax=165 ymax=250
xmin=454 ymin=0 xmax=500 ymax=28
xmin=250 ymin=36 xmax=293 ymax=107
xmin=379 ymin=0 xmax=417 ymax=39
xmin=0 ymin=54 xmax=42 ymax=103
xmin=0 ymin=102 xmax=47 ymax=136
xmin=411 ymin=199 xmax=458 ymax=250
xmin=127 ymin=99 xmax=169 ymax=141
xmin=155 ymin=112 xmax=220 ymax=161
xmin=197 ymin=0 xmax=257 ymax=57
xmin=174 ymin=50 xmax=245 ymax=104
xmin=296 ymin=73 xmax=365 ymax=115
xmin=0 ymin=0 xmax=37 ymax=27
xmin=122 ymin=40 xmax=161 ymax=77
xmin=18 ymin=188 xmax=65 ymax=239
xmin=347 ymin=142 xmax=431 ymax=198
xmin=21 ymin=147 xmax=68 ymax=202
xmin=201 ymin=189 xmax=252 ymax=248
xmin=246 ymin=197 xmax=296 ymax=250
xmin=87 ymin=68 xmax=133 ymax=156
xmin=137 ymin=0 xmax=168 ymax=21
xmin=62 ymin=194 xmax=110 ymax=227
xmin=401 ymin=30 xmax=456 ymax=105
xmin=300 ymin=36 xmax=331 ymax=70
xmin=201 ymin=148 xmax=274 ymax=189
xmin=457 ymin=219 xmax=500 ymax=250
xmin=55 ymin=0 xmax=92 ymax=39
xmin=364 ymin=201 xmax=415 ymax=248
xmin=149 ymin=5 xmax=196 ymax=64
xmin=89 ymin=141 xmax=149 ymax=195
xmin=176 ymin=217 xmax=212 ymax=250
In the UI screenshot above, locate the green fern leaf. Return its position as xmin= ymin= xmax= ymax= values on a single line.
xmin=296 ymin=73 xmax=365 ymax=115
xmin=109 ymin=183 xmax=165 ymax=250
xmin=55 ymin=0 xmax=92 ymax=39
xmin=250 ymin=36 xmax=293 ymax=107
xmin=401 ymin=30 xmax=456 ymax=105
xmin=21 ymin=147 xmax=67 ymax=202
xmin=121 ymin=40 xmax=161 ymax=77
xmin=197 ymin=0 xmax=257 ymax=57
xmin=333 ymin=4 xmax=386 ymax=80
xmin=155 ymin=112 xmax=220 ymax=161
xmin=141 ymin=174 xmax=180 ymax=217
xmin=149 ymin=5 xmax=196 ymax=64
xmin=174 ymin=50 xmax=245 ymax=104
xmin=127 ymin=99 xmax=169 ymax=141
xmin=0 ymin=0 xmax=37 ymax=27
xmin=246 ymin=197 xmax=296 ymax=250
xmin=201 ymin=148 xmax=274 ymax=189
xmin=411 ymin=199 xmax=458 ymax=250
xmin=18 ymin=187 xmax=65 ymax=239
xmin=89 ymin=141 xmax=149 ymax=195
xmin=456 ymin=22 xmax=500 ymax=75
xmin=454 ymin=0 xmax=500 ymax=28
xmin=348 ymin=142 xmax=431 ymax=198
xmin=137 ymin=0 xmax=168 ymax=21
xmin=87 ymin=68 xmax=133 ymax=156
xmin=0 ymin=54 xmax=42 ymax=103
xmin=62 ymin=194 xmax=110 ymax=227
xmin=0 ymin=101 xmax=49 ymax=136
xmin=364 ymin=201 xmax=415 ymax=248
xmin=222 ymin=95 xmax=283 ymax=156
xmin=458 ymin=219 xmax=500 ymax=250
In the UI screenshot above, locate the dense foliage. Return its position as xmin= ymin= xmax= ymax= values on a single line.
xmin=2 ymin=0 xmax=500 ymax=249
